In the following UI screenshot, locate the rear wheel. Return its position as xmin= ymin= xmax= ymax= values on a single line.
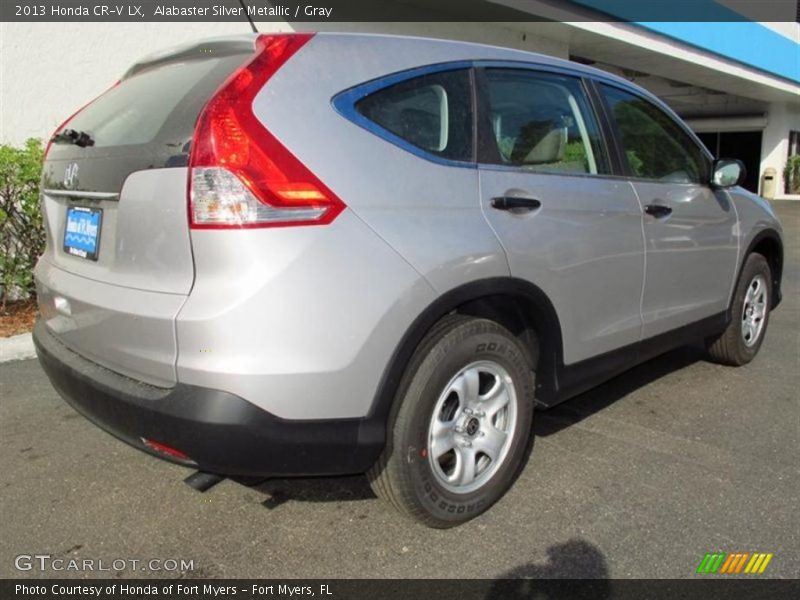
xmin=707 ymin=253 xmax=772 ymax=366
xmin=368 ymin=315 xmax=535 ymax=528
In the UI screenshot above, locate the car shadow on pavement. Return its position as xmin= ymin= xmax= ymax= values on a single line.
xmin=486 ymin=539 xmax=610 ymax=598
xmin=246 ymin=474 xmax=376 ymax=509
xmin=534 ymin=343 xmax=705 ymax=437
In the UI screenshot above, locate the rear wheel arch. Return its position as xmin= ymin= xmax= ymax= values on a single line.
xmin=368 ymin=278 xmax=565 ymax=427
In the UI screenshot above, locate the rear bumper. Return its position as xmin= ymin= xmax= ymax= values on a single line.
xmin=33 ymin=319 xmax=384 ymax=477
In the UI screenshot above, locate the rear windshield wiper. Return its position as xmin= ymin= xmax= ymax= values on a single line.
xmin=51 ymin=128 xmax=95 ymax=148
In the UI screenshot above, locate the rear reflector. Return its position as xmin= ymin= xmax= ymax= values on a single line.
xmin=189 ymin=33 xmax=345 ymax=229
xmin=141 ymin=438 xmax=192 ymax=462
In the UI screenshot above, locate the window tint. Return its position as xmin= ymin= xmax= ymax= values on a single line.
xmin=356 ymin=70 xmax=473 ymax=161
xmin=481 ymin=69 xmax=607 ymax=175
xmin=65 ymin=56 xmax=244 ymax=149
xmin=600 ymin=85 xmax=708 ymax=183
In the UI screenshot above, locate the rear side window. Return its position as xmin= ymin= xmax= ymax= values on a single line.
xmin=355 ymin=70 xmax=473 ymax=162
xmin=599 ymin=84 xmax=708 ymax=183
xmin=481 ymin=69 xmax=608 ymax=175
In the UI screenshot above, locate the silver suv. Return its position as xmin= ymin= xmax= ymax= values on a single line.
xmin=34 ymin=33 xmax=783 ymax=528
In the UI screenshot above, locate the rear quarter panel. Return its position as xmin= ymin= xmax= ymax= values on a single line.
xmin=177 ymin=211 xmax=434 ymax=419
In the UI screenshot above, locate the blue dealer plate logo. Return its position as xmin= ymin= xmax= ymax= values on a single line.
xmin=64 ymin=206 xmax=102 ymax=261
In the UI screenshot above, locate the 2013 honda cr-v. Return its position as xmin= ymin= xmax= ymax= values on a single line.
xmin=34 ymin=33 xmax=783 ymax=528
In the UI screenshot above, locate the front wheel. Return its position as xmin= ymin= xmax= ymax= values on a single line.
xmin=707 ymin=252 xmax=772 ymax=366
xmin=368 ymin=315 xmax=535 ymax=528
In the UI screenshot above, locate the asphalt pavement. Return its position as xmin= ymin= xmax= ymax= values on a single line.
xmin=1 ymin=202 xmax=797 ymax=580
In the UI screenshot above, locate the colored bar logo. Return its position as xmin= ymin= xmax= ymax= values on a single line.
xmin=697 ymin=552 xmax=773 ymax=574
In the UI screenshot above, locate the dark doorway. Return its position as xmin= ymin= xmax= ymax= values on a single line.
xmin=696 ymin=130 xmax=762 ymax=193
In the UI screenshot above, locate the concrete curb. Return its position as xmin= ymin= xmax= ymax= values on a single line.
xmin=0 ymin=332 xmax=36 ymax=363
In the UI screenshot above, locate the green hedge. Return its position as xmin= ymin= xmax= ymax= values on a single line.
xmin=0 ymin=139 xmax=45 ymax=310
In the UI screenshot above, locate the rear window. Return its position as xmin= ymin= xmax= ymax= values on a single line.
xmin=355 ymin=70 xmax=473 ymax=162
xmin=48 ymin=52 xmax=248 ymax=160
xmin=67 ymin=61 xmax=218 ymax=148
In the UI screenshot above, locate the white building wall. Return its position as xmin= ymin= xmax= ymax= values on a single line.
xmin=0 ymin=22 xmax=251 ymax=145
xmin=760 ymin=102 xmax=800 ymax=199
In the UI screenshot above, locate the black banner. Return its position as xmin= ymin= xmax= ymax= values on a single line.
xmin=3 ymin=579 xmax=800 ymax=600
xmin=2 ymin=0 xmax=799 ymax=22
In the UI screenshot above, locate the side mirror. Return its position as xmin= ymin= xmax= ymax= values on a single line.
xmin=712 ymin=159 xmax=746 ymax=189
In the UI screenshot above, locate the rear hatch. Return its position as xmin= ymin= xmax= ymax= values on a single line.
xmin=36 ymin=37 xmax=257 ymax=386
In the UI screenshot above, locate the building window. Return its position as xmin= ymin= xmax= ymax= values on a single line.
xmin=789 ymin=131 xmax=800 ymax=157
xmin=787 ymin=131 xmax=800 ymax=194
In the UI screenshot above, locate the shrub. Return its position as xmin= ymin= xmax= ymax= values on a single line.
xmin=0 ymin=139 xmax=45 ymax=310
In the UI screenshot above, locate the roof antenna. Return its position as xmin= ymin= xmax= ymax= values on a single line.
xmin=239 ymin=0 xmax=259 ymax=33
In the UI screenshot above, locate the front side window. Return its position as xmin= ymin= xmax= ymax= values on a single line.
xmin=600 ymin=84 xmax=708 ymax=184
xmin=481 ymin=69 xmax=608 ymax=175
xmin=355 ymin=69 xmax=473 ymax=162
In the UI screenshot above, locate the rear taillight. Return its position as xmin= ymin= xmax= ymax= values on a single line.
xmin=43 ymin=80 xmax=120 ymax=160
xmin=189 ymin=33 xmax=345 ymax=229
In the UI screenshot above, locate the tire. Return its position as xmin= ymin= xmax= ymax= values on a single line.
xmin=368 ymin=314 xmax=535 ymax=528
xmin=706 ymin=252 xmax=772 ymax=366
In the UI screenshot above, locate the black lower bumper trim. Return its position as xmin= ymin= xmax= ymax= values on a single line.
xmin=33 ymin=320 xmax=384 ymax=477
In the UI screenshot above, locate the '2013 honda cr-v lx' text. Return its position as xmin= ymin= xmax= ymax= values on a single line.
xmin=34 ymin=33 xmax=783 ymax=527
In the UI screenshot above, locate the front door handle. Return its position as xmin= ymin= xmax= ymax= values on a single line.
xmin=491 ymin=196 xmax=542 ymax=212
xmin=644 ymin=203 xmax=673 ymax=218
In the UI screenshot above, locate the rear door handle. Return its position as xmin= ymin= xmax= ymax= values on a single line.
xmin=491 ymin=196 xmax=541 ymax=212
xmin=644 ymin=204 xmax=673 ymax=218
